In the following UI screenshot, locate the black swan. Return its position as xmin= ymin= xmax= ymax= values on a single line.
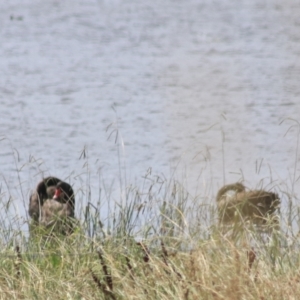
xmin=29 ymin=177 xmax=75 ymax=235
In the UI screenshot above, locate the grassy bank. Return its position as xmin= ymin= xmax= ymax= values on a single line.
xmin=1 ymin=224 xmax=300 ymax=299
xmin=0 ymin=171 xmax=299 ymax=300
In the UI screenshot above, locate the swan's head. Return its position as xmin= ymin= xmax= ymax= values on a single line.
xmin=53 ymin=181 xmax=74 ymax=205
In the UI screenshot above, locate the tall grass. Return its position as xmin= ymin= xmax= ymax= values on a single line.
xmin=0 ymin=161 xmax=299 ymax=300
xmin=1 ymin=124 xmax=300 ymax=299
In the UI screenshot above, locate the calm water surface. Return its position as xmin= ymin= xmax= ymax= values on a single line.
xmin=1 ymin=0 xmax=300 ymax=231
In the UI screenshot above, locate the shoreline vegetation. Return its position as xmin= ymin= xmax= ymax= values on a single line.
xmin=1 ymin=124 xmax=300 ymax=299
xmin=0 ymin=169 xmax=300 ymax=299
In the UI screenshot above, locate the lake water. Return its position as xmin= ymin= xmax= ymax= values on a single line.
xmin=1 ymin=0 xmax=300 ymax=233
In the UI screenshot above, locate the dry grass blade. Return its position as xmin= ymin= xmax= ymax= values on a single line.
xmin=90 ymin=268 xmax=116 ymax=300
xmin=15 ymin=245 xmax=22 ymax=279
xmin=125 ymin=256 xmax=135 ymax=282
xmin=247 ymin=248 xmax=256 ymax=272
xmin=160 ymin=239 xmax=183 ymax=280
xmin=136 ymin=242 xmax=150 ymax=263
xmin=97 ymin=250 xmax=113 ymax=292
xmin=160 ymin=239 xmax=169 ymax=266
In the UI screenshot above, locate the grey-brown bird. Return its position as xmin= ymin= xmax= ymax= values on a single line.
xmin=216 ymin=182 xmax=280 ymax=226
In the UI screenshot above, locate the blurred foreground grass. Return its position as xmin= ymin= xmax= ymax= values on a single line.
xmin=0 ymin=174 xmax=299 ymax=300
xmin=1 ymin=225 xmax=300 ymax=299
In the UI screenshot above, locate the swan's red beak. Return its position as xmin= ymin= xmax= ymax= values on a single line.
xmin=53 ymin=188 xmax=61 ymax=200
